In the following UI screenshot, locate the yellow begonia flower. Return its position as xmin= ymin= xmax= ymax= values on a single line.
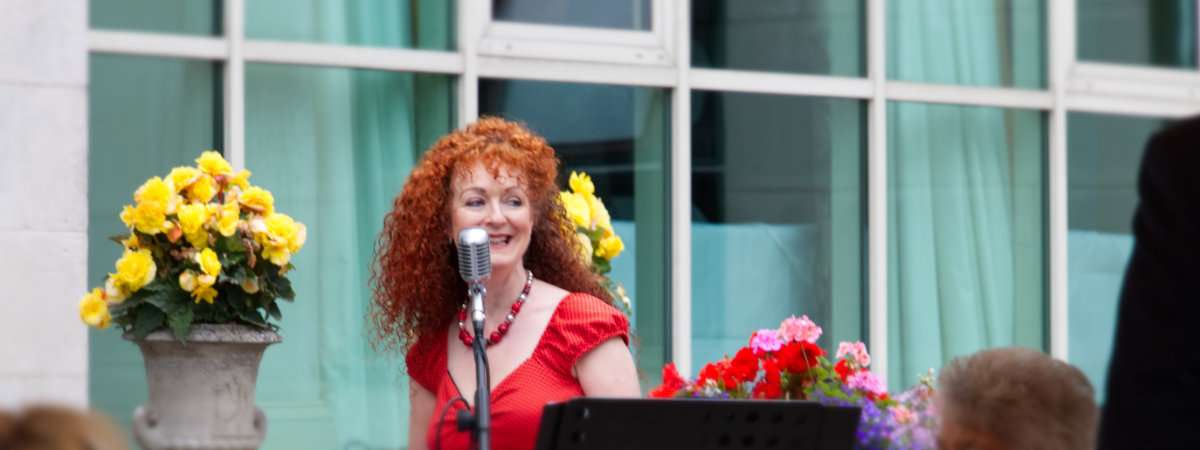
xmin=559 ymin=191 xmax=591 ymax=229
xmin=113 ymin=248 xmax=156 ymax=295
xmin=199 ymin=248 xmax=222 ymax=278
xmin=595 ymin=235 xmax=624 ymax=260
xmin=120 ymin=205 xmax=136 ymax=228
xmin=192 ymin=284 xmax=218 ymax=304
xmin=166 ymin=166 xmax=200 ymax=193
xmin=134 ymin=177 xmax=174 ymax=211
xmin=232 ymin=169 xmax=252 ymax=189
xmin=239 ymin=186 xmax=275 ymax=215
xmin=575 ymin=232 xmax=594 ymax=267
xmin=78 ymin=288 xmax=111 ymax=329
xmin=185 ymin=175 xmax=218 ymax=203
xmin=586 ymin=194 xmax=612 ymax=234
xmin=179 ymin=270 xmax=197 ymax=292
xmin=133 ymin=202 xmax=167 ymax=235
xmin=256 ymin=213 xmax=305 ymax=267
xmin=569 ymin=171 xmax=595 ymax=196
xmin=216 ymin=201 xmax=240 ymax=237
xmin=177 ymin=203 xmax=212 ymax=248
xmin=104 ymin=277 xmax=127 ymax=304
xmin=196 ymin=151 xmax=233 ymax=177
xmin=616 ymin=283 xmax=632 ymax=313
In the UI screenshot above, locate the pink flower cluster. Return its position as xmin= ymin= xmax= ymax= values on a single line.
xmin=749 ymin=329 xmax=783 ymax=354
xmin=779 ymin=315 xmax=822 ymax=344
xmin=837 ymin=341 xmax=871 ymax=368
xmin=846 ymin=370 xmax=887 ymax=396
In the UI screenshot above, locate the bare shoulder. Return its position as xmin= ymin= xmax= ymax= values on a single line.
xmin=530 ymin=279 xmax=571 ymax=312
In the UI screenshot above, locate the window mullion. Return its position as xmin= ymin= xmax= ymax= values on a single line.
xmin=670 ymin=0 xmax=692 ymax=377
xmin=223 ymin=0 xmax=245 ymax=170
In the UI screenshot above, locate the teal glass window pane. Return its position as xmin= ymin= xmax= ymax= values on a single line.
xmin=692 ymin=0 xmax=864 ymax=77
xmin=246 ymin=1 xmax=452 ymax=50
xmin=88 ymin=54 xmax=220 ymax=441
xmin=888 ymin=0 xmax=1045 ymax=89
xmin=690 ymin=91 xmax=865 ymax=368
xmin=1067 ymin=113 xmax=1170 ymax=403
xmin=479 ymin=79 xmax=671 ymax=390
xmin=887 ymin=102 xmax=1047 ymax=389
xmin=1078 ymin=0 xmax=1197 ymax=68
xmin=91 ymin=0 xmax=218 ymax=35
xmin=493 ymin=0 xmax=651 ymax=30
xmin=245 ymin=63 xmax=454 ymax=449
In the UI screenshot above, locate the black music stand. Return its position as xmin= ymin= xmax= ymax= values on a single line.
xmin=535 ymin=398 xmax=861 ymax=450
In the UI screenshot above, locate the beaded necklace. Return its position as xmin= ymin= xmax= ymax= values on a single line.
xmin=457 ymin=269 xmax=533 ymax=347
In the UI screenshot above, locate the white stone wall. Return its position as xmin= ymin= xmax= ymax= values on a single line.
xmin=0 ymin=0 xmax=90 ymax=409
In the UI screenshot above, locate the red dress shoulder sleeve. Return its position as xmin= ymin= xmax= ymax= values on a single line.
xmin=540 ymin=293 xmax=630 ymax=378
xmin=405 ymin=329 xmax=446 ymax=393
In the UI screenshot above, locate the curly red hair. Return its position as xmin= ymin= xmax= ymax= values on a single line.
xmin=368 ymin=117 xmax=614 ymax=356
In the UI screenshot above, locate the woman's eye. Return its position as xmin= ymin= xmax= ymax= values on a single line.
xmin=506 ymin=197 xmax=523 ymax=207
xmin=465 ymin=199 xmax=484 ymax=207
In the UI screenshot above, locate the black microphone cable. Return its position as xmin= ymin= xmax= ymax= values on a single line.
xmin=435 ymin=396 xmax=469 ymax=450
xmin=434 ymin=352 xmax=493 ymax=450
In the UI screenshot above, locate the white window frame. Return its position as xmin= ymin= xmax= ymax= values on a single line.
xmin=476 ymin=0 xmax=673 ymax=66
xmin=88 ymin=0 xmax=1200 ymax=384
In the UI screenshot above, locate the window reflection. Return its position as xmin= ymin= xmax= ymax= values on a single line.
xmin=690 ymin=91 xmax=866 ymax=367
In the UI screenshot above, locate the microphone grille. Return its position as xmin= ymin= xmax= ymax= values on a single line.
xmin=457 ymin=227 xmax=492 ymax=282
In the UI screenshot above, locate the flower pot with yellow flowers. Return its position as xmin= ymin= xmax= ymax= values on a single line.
xmin=79 ymin=151 xmax=306 ymax=450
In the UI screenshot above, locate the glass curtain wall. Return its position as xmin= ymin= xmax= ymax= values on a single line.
xmin=87 ymin=2 xmax=455 ymax=448
xmin=493 ymin=0 xmax=651 ymax=30
xmin=887 ymin=102 xmax=1047 ymax=389
xmin=246 ymin=0 xmax=452 ymax=50
xmin=91 ymin=0 xmax=219 ymax=35
xmin=691 ymin=0 xmax=863 ymax=76
xmin=244 ymin=64 xmax=453 ymax=448
xmin=689 ymin=91 xmax=865 ymax=367
xmin=889 ymin=0 xmax=1045 ymax=88
xmin=1067 ymin=113 xmax=1171 ymax=403
xmin=88 ymin=54 xmax=220 ymax=444
xmin=1078 ymin=0 xmax=1197 ymax=68
xmin=479 ymin=79 xmax=672 ymax=390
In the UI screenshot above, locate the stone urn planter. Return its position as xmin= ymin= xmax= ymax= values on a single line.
xmin=125 ymin=323 xmax=281 ymax=450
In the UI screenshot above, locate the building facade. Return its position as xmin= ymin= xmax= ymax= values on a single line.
xmin=3 ymin=0 xmax=1199 ymax=447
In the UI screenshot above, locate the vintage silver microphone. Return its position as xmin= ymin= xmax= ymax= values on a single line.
xmin=456 ymin=226 xmax=492 ymax=450
xmin=457 ymin=227 xmax=492 ymax=328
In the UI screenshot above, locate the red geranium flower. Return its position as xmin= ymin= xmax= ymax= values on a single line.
xmin=648 ymin=362 xmax=687 ymax=398
xmin=752 ymin=358 xmax=783 ymax=399
xmin=834 ymin=358 xmax=853 ymax=380
xmin=728 ymin=347 xmax=759 ymax=384
xmin=778 ymin=340 xmax=825 ymax=373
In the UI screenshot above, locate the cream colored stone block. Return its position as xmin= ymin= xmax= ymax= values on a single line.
xmin=0 ymin=375 xmax=88 ymax=410
xmin=0 ymin=0 xmax=87 ymax=86
xmin=0 ymin=84 xmax=88 ymax=232
xmin=0 ymin=231 xmax=88 ymax=378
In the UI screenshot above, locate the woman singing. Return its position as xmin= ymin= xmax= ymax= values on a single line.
xmin=370 ymin=117 xmax=641 ymax=449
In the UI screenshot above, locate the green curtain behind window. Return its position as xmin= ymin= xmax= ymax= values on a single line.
xmin=88 ymin=54 xmax=220 ymax=446
xmin=243 ymin=4 xmax=451 ymax=448
xmin=244 ymin=63 xmax=452 ymax=449
xmin=887 ymin=102 xmax=1046 ymax=389
xmin=885 ymin=0 xmax=1047 ymax=391
xmin=88 ymin=3 xmax=453 ymax=449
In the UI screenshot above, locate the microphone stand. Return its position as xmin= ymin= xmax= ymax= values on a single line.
xmin=468 ymin=282 xmax=491 ymax=450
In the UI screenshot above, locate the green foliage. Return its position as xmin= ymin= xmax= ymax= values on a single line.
xmin=105 ymin=227 xmax=296 ymax=343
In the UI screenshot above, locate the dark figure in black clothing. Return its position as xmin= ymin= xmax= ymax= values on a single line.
xmin=1099 ymin=116 xmax=1200 ymax=449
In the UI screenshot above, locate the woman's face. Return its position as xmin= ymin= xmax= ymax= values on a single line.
xmin=448 ymin=163 xmax=534 ymax=274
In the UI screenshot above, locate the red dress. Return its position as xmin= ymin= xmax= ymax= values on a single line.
xmin=406 ymin=293 xmax=629 ymax=450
